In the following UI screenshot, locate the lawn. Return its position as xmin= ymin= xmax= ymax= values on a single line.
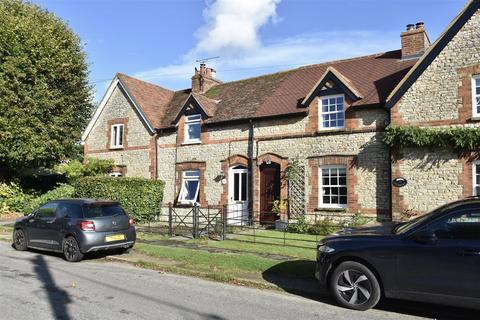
xmin=133 ymin=229 xmax=321 ymax=285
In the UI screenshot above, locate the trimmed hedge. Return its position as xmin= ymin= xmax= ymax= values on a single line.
xmin=73 ymin=177 xmax=164 ymax=223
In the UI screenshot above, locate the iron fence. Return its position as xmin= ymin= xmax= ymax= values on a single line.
xmin=137 ymin=202 xmax=359 ymax=249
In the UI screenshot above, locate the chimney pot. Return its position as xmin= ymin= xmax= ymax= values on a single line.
xmin=406 ymin=24 xmax=415 ymax=31
xmin=415 ymin=21 xmax=425 ymax=29
xmin=191 ymin=63 xmax=221 ymax=93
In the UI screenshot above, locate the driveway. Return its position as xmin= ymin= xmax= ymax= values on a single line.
xmin=0 ymin=242 xmax=476 ymax=320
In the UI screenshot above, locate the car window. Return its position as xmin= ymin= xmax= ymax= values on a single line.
xmin=36 ymin=202 xmax=58 ymax=219
xmin=428 ymin=209 xmax=480 ymax=240
xmin=83 ymin=204 xmax=125 ymax=218
xmin=56 ymin=202 xmax=83 ymax=219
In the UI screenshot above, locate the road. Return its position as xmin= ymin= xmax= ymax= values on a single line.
xmin=0 ymin=242 xmax=476 ymax=320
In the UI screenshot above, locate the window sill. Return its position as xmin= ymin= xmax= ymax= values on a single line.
xmin=315 ymin=207 xmax=347 ymax=212
xmin=175 ymin=202 xmax=199 ymax=208
xmin=109 ymin=146 xmax=124 ymax=150
xmin=181 ymin=141 xmax=202 ymax=146
xmin=468 ymin=116 xmax=480 ymax=121
xmin=317 ymin=128 xmax=345 ymax=134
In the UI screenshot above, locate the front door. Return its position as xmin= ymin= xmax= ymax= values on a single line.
xmin=228 ymin=166 xmax=249 ymax=225
xmin=260 ymin=163 xmax=280 ymax=225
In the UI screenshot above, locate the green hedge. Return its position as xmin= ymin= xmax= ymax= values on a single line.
xmin=73 ymin=177 xmax=164 ymax=223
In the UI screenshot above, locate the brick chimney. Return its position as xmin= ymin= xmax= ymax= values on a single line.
xmin=401 ymin=22 xmax=430 ymax=59
xmin=191 ymin=63 xmax=221 ymax=93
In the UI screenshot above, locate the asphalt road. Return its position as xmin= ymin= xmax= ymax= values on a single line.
xmin=0 ymin=242 xmax=477 ymax=320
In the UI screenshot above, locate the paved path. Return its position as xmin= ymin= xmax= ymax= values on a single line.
xmin=0 ymin=242 xmax=475 ymax=320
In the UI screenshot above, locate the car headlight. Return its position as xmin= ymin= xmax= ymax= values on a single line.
xmin=318 ymin=244 xmax=335 ymax=253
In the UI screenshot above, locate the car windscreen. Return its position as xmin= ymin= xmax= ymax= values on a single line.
xmin=393 ymin=201 xmax=462 ymax=234
xmin=83 ymin=204 xmax=125 ymax=218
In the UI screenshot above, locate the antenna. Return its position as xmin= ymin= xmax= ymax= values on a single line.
xmin=195 ymin=56 xmax=220 ymax=64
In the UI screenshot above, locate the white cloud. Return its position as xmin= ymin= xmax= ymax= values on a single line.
xmin=195 ymin=0 xmax=281 ymax=54
xmin=134 ymin=0 xmax=399 ymax=89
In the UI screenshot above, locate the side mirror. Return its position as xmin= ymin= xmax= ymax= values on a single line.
xmin=414 ymin=229 xmax=438 ymax=245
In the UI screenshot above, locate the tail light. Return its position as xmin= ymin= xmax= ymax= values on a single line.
xmin=78 ymin=220 xmax=95 ymax=231
xmin=128 ymin=218 xmax=135 ymax=226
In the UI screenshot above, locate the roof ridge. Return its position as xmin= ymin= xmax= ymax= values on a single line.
xmin=205 ymin=49 xmax=400 ymax=90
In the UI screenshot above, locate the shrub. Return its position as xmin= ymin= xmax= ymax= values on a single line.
xmin=285 ymin=216 xmax=310 ymax=234
xmin=0 ymin=181 xmax=30 ymax=214
xmin=285 ymin=216 xmax=339 ymax=235
xmin=307 ymin=219 xmax=339 ymax=235
xmin=73 ymin=177 xmax=164 ymax=223
xmin=23 ymin=184 xmax=75 ymax=214
xmin=54 ymin=157 xmax=114 ymax=182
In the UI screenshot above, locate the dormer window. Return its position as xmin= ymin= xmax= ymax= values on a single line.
xmin=319 ymin=94 xmax=345 ymax=130
xmin=111 ymin=124 xmax=124 ymax=149
xmin=474 ymin=76 xmax=480 ymax=117
xmin=185 ymin=114 xmax=201 ymax=143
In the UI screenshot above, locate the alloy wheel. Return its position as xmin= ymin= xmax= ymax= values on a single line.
xmin=64 ymin=238 xmax=77 ymax=261
xmin=335 ymin=269 xmax=372 ymax=306
xmin=14 ymin=230 xmax=25 ymax=248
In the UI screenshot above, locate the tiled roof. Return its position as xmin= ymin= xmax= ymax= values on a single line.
xmin=118 ymin=50 xmax=417 ymax=129
xmin=116 ymin=73 xmax=174 ymax=128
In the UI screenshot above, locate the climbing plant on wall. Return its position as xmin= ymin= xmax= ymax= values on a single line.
xmin=383 ymin=125 xmax=480 ymax=153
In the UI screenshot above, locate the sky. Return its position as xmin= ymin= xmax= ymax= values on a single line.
xmin=31 ymin=0 xmax=468 ymax=101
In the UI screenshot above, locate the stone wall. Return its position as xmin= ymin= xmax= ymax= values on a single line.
xmin=85 ymin=84 xmax=153 ymax=178
xmin=157 ymin=116 xmax=391 ymax=218
xmin=393 ymin=11 xmax=480 ymax=125
xmin=391 ymin=9 xmax=480 ymax=217
xmin=392 ymin=148 xmax=464 ymax=215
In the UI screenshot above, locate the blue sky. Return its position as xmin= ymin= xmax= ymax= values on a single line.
xmin=32 ymin=0 xmax=467 ymax=101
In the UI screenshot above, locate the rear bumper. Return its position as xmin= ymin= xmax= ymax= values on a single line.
xmin=86 ymin=241 xmax=135 ymax=252
xmin=77 ymin=226 xmax=136 ymax=253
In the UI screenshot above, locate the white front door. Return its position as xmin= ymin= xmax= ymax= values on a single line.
xmin=228 ymin=166 xmax=249 ymax=225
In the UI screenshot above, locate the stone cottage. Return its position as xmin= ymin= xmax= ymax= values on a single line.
xmin=82 ymin=0 xmax=480 ymax=222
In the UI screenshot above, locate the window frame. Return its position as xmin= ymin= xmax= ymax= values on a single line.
xmin=178 ymin=170 xmax=201 ymax=204
xmin=473 ymin=75 xmax=480 ymax=117
xmin=318 ymin=165 xmax=347 ymax=209
xmin=184 ymin=114 xmax=202 ymax=144
xmin=473 ymin=160 xmax=480 ymax=196
xmin=110 ymin=123 xmax=125 ymax=149
xmin=318 ymin=94 xmax=346 ymax=131
xmin=109 ymin=172 xmax=123 ymax=178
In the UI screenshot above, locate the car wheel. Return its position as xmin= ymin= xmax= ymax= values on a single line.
xmin=330 ymin=261 xmax=381 ymax=311
xmin=63 ymin=236 xmax=84 ymax=262
xmin=13 ymin=229 xmax=27 ymax=251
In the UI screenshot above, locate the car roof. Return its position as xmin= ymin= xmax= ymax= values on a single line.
xmin=54 ymin=198 xmax=120 ymax=205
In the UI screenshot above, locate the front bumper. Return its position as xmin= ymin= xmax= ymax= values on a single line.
xmin=315 ymin=250 xmax=333 ymax=289
xmin=77 ymin=226 xmax=136 ymax=253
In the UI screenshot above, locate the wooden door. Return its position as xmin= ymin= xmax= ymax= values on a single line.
xmin=260 ymin=163 xmax=280 ymax=224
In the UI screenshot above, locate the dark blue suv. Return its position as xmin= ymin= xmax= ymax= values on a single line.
xmin=12 ymin=199 xmax=136 ymax=262
xmin=316 ymin=198 xmax=480 ymax=311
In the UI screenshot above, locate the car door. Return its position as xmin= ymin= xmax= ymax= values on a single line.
xmin=396 ymin=207 xmax=480 ymax=301
xmin=25 ymin=202 xmax=59 ymax=250
xmin=49 ymin=202 xmax=83 ymax=251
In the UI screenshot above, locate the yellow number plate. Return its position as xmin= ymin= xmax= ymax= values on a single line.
xmin=105 ymin=234 xmax=125 ymax=242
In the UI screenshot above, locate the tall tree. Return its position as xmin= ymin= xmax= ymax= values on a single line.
xmin=0 ymin=0 xmax=92 ymax=178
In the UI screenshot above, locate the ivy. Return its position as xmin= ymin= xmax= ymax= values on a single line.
xmin=383 ymin=125 xmax=480 ymax=153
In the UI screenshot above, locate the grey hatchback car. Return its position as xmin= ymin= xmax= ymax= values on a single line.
xmin=12 ymin=199 xmax=136 ymax=262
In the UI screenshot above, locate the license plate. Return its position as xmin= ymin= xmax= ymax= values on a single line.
xmin=105 ymin=234 xmax=125 ymax=242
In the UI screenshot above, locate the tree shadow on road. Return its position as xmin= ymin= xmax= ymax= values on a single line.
xmin=32 ymin=255 xmax=72 ymax=320
xmin=263 ymin=260 xmax=479 ymax=320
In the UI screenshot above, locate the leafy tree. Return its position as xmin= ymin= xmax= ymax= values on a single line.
xmin=0 ymin=0 xmax=93 ymax=178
